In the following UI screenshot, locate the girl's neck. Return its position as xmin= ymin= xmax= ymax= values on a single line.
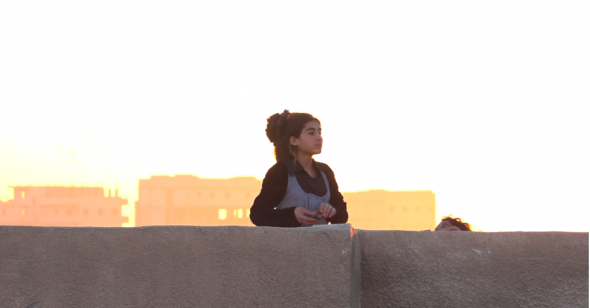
xmin=295 ymin=152 xmax=313 ymax=170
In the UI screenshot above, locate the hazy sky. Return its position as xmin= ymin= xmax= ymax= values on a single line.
xmin=1 ymin=0 xmax=588 ymax=231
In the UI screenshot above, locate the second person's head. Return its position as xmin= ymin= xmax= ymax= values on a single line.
xmin=435 ymin=216 xmax=472 ymax=231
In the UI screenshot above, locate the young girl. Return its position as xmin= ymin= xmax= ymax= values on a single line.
xmin=249 ymin=110 xmax=349 ymax=227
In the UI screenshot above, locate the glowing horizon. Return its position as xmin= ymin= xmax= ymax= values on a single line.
xmin=1 ymin=0 xmax=588 ymax=232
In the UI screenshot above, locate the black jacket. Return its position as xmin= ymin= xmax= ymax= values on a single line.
xmin=250 ymin=160 xmax=348 ymax=227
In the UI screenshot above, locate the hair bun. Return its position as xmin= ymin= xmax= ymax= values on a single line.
xmin=265 ymin=110 xmax=290 ymax=143
xmin=266 ymin=113 xmax=280 ymax=143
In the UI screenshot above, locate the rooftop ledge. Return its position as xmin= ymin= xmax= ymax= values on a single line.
xmin=0 ymin=224 xmax=587 ymax=307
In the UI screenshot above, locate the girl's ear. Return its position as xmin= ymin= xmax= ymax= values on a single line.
xmin=289 ymin=136 xmax=298 ymax=146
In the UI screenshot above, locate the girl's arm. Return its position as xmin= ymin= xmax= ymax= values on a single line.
xmin=249 ymin=162 xmax=301 ymax=227
xmin=321 ymin=163 xmax=349 ymax=224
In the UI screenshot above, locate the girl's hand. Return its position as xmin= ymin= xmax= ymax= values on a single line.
xmin=319 ymin=202 xmax=337 ymax=218
xmin=294 ymin=207 xmax=320 ymax=225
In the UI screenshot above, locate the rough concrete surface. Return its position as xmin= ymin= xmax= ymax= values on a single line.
xmin=0 ymin=224 xmax=360 ymax=308
xmin=359 ymin=230 xmax=589 ymax=308
xmin=1 ymin=225 xmax=587 ymax=308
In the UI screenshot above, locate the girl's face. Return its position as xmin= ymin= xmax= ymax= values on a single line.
xmin=291 ymin=120 xmax=323 ymax=156
xmin=435 ymin=220 xmax=461 ymax=231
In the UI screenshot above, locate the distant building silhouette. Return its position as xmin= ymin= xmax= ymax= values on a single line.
xmin=0 ymin=186 xmax=128 ymax=227
xmin=343 ymin=190 xmax=435 ymax=230
xmin=135 ymin=176 xmax=435 ymax=229
xmin=135 ymin=175 xmax=261 ymax=226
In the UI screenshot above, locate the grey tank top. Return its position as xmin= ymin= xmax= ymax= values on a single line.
xmin=276 ymin=170 xmax=331 ymax=227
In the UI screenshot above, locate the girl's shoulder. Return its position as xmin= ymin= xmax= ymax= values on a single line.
xmin=315 ymin=161 xmax=334 ymax=175
xmin=260 ymin=161 xmax=289 ymax=188
xmin=265 ymin=161 xmax=289 ymax=177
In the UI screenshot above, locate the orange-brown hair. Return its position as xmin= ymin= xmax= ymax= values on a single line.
xmin=441 ymin=216 xmax=472 ymax=231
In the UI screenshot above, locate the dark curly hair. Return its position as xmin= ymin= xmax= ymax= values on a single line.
xmin=441 ymin=216 xmax=472 ymax=231
xmin=266 ymin=110 xmax=320 ymax=161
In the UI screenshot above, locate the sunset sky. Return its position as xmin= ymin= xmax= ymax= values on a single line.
xmin=1 ymin=0 xmax=588 ymax=231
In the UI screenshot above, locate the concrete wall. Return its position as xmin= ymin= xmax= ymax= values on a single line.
xmin=0 ymin=224 xmax=360 ymax=308
xmin=359 ymin=230 xmax=588 ymax=307
xmin=0 ymin=225 xmax=587 ymax=307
